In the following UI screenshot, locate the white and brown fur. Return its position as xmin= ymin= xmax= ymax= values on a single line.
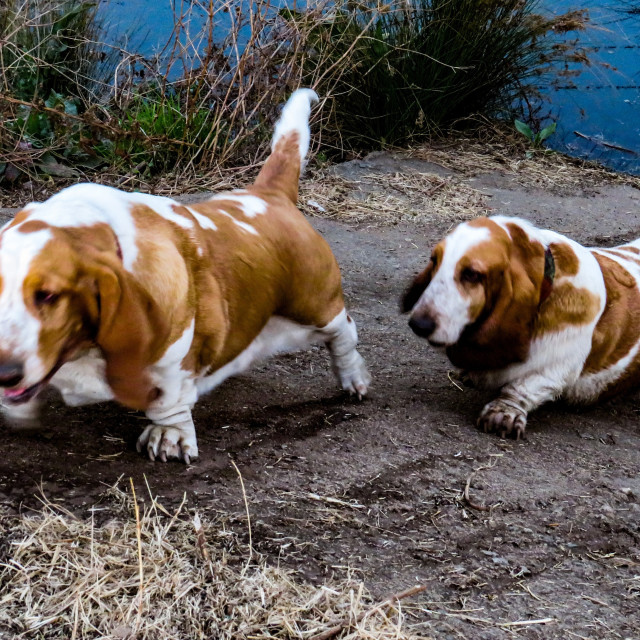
xmin=0 ymin=89 xmax=370 ymax=462
xmin=403 ymin=215 xmax=640 ymax=438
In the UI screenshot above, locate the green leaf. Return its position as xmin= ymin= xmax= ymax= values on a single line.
xmin=514 ymin=119 xmax=533 ymax=140
xmin=538 ymin=122 xmax=557 ymax=143
xmin=45 ymin=90 xmax=63 ymax=109
xmin=38 ymin=153 xmax=79 ymax=178
xmin=63 ymin=99 xmax=79 ymax=116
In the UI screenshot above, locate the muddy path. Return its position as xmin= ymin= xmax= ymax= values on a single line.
xmin=1 ymin=156 xmax=640 ymax=638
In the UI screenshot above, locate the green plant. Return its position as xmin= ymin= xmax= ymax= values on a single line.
xmin=0 ymin=0 xmax=588 ymax=188
xmin=514 ymin=119 xmax=557 ymax=148
xmin=0 ymin=0 xmax=114 ymax=183
xmin=284 ymin=0 xmax=586 ymax=151
xmin=0 ymin=0 xmax=302 ymax=184
xmin=0 ymin=1 xmax=109 ymax=103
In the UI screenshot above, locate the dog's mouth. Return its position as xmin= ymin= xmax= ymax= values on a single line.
xmin=3 ymin=361 xmax=64 ymax=405
xmin=2 ymin=342 xmax=82 ymax=405
xmin=4 ymin=381 xmax=45 ymax=404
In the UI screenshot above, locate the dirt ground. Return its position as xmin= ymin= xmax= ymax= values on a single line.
xmin=1 ymin=153 xmax=640 ymax=638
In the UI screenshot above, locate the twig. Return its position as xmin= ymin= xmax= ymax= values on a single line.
xmin=581 ymin=594 xmax=615 ymax=610
xmin=421 ymin=608 xmax=493 ymax=624
xmin=231 ymin=459 xmax=253 ymax=572
xmin=115 ymin=161 xmax=148 ymax=186
xmin=129 ymin=477 xmax=144 ymax=631
xmin=308 ymin=492 xmax=366 ymax=510
xmin=310 ymin=584 xmax=428 ymax=640
xmin=573 ymin=130 xmax=637 ymax=155
xmin=447 ymin=370 xmax=464 ymax=391
xmin=498 ymin=617 xmax=555 ymax=627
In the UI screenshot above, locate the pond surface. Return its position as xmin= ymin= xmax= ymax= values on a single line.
xmin=99 ymin=1 xmax=640 ymax=174
xmin=541 ymin=0 xmax=640 ymax=174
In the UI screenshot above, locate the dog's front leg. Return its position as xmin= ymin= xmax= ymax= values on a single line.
xmin=477 ymin=373 xmax=563 ymax=440
xmin=51 ymin=351 xmax=115 ymax=407
xmin=136 ymin=377 xmax=199 ymax=463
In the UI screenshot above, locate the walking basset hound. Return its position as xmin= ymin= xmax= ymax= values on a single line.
xmin=0 ymin=89 xmax=370 ymax=462
xmin=403 ymin=215 xmax=640 ymax=439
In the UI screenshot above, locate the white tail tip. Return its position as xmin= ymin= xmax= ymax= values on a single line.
xmin=272 ymin=88 xmax=319 ymax=164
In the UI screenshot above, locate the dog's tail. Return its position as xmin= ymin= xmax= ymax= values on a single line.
xmin=254 ymin=88 xmax=319 ymax=204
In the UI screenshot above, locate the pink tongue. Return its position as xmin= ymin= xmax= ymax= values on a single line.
xmin=4 ymin=388 xmax=27 ymax=399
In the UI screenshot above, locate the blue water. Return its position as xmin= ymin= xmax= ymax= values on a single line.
xmin=539 ymin=1 xmax=640 ymax=174
xmin=99 ymin=1 xmax=640 ymax=174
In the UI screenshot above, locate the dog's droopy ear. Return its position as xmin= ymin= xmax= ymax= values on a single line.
xmin=401 ymin=261 xmax=435 ymax=313
xmin=82 ymin=251 xmax=170 ymax=410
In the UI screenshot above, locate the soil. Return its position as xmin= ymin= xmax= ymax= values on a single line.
xmin=1 ymin=154 xmax=640 ymax=638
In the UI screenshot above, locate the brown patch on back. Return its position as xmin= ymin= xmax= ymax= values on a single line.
xmin=6 ymin=209 xmax=32 ymax=229
xmin=549 ymin=242 xmax=579 ymax=276
xmin=17 ymin=220 xmax=50 ymax=234
xmin=181 ymin=193 xmax=345 ymax=373
xmin=600 ymin=249 xmax=640 ymax=269
xmin=534 ymin=282 xmax=601 ymax=335
xmin=129 ymin=204 xmax=195 ymax=323
xmin=583 ymin=253 xmax=640 ymax=377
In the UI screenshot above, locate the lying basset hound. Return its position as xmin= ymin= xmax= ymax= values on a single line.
xmin=403 ymin=215 xmax=640 ymax=439
xmin=0 ymin=89 xmax=370 ymax=462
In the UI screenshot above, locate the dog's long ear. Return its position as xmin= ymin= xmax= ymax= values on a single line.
xmin=466 ymin=224 xmax=544 ymax=360
xmin=401 ymin=261 xmax=435 ymax=313
xmin=82 ymin=251 xmax=170 ymax=410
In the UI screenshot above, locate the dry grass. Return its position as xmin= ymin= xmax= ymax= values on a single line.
xmin=299 ymin=170 xmax=490 ymax=224
xmin=3 ymin=126 xmax=638 ymax=222
xmin=297 ymin=125 xmax=640 ymax=225
xmin=409 ymin=126 xmax=640 ymax=192
xmin=0 ymin=484 xmax=424 ymax=639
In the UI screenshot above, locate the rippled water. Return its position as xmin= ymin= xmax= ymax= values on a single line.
xmin=541 ymin=1 xmax=640 ymax=174
xmin=99 ymin=1 xmax=640 ymax=174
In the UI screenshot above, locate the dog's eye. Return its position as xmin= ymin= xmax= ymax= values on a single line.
xmin=34 ymin=290 xmax=60 ymax=307
xmin=460 ymin=268 xmax=483 ymax=284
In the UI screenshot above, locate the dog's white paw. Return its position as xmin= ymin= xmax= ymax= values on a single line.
xmin=477 ymin=398 xmax=527 ymax=440
xmin=136 ymin=423 xmax=199 ymax=463
xmin=336 ymin=351 xmax=371 ymax=400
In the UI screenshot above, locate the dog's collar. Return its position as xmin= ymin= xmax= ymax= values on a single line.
xmin=539 ymin=247 xmax=555 ymax=306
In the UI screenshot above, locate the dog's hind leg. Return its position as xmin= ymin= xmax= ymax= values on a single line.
xmin=317 ymin=308 xmax=370 ymax=399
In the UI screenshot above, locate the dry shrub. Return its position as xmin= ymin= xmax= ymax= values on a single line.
xmin=0 ymin=0 xmax=591 ymax=189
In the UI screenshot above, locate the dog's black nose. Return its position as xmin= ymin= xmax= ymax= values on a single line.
xmin=0 ymin=362 xmax=24 ymax=387
xmin=408 ymin=315 xmax=436 ymax=338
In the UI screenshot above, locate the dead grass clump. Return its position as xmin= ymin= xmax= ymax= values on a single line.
xmin=409 ymin=125 xmax=640 ymax=192
xmin=299 ymin=171 xmax=490 ymax=224
xmin=0 ymin=487 xmax=423 ymax=639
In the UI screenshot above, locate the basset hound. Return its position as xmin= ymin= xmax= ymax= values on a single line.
xmin=0 ymin=89 xmax=370 ymax=462
xmin=403 ymin=215 xmax=640 ymax=439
